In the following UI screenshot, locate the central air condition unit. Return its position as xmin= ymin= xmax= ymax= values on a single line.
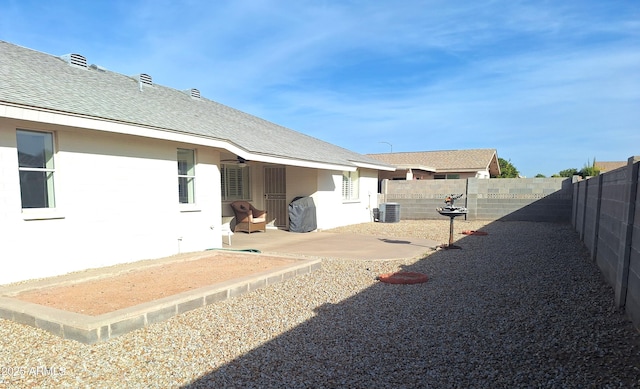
xmin=378 ymin=202 xmax=400 ymax=223
xmin=378 ymin=204 xmax=386 ymax=223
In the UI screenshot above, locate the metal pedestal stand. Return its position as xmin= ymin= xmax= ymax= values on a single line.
xmin=436 ymin=194 xmax=468 ymax=250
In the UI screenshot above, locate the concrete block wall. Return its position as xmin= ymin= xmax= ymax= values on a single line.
xmin=595 ymin=168 xmax=629 ymax=287
xmin=573 ymin=179 xmax=586 ymax=237
xmin=381 ymin=177 xmax=572 ymax=222
xmin=381 ymin=179 xmax=467 ymax=220
xmin=584 ymin=176 xmax=602 ymax=260
xmin=630 ymin=170 xmax=640 ymax=327
xmin=572 ymin=156 xmax=640 ymax=330
xmin=573 ymin=175 xmax=603 ymax=261
xmin=474 ymin=178 xmax=572 ymax=221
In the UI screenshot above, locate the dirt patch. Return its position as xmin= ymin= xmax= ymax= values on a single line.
xmin=14 ymin=252 xmax=297 ymax=316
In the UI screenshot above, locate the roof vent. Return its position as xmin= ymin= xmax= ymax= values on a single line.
xmin=89 ymin=64 xmax=107 ymax=72
xmin=135 ymin=73 xmax=153 ymax=86
xmin=60 ymin=53 xmax=88 ymax=68
xmin=185 ymin=88 xmax=201 ymax=99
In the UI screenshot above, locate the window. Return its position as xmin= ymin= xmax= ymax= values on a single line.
xmin=177 ymin=149 xmax=195 ymax=204
xmin=342 ymin=170 xmax=359 ymax=201
xmin=434 ymin=174 xmax=460 ymax=180
xmin=221 ymin=164 xmax=251 ymax=201
xmin=17 ymin=130 xmax=56 ymax=208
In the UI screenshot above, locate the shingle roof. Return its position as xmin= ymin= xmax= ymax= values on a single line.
xmin=595 ymin=161 xmax=627 ymax=173
xmin=367 ymin=149 xmax=500 ymax=175
xmin=0 ymin=41 xmax=391 ymax=170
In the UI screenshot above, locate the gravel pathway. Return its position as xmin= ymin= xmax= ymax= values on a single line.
xmin=1 ymin=220 xmax=639 ymax=388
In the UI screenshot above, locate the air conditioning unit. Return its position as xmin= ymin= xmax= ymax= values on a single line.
xmin=378 ymin=202 xmax=400 ymax=223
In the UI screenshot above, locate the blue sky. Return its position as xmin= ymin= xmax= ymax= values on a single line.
xmin=1 ymin=1 xmax=638 ymax=177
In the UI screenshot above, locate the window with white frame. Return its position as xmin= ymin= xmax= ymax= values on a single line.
xmin=17 ymin=130 xmax=56 ymax=208
xmin=177 ymin=148 xmax=195 ymax=204
xmin=221 ymin=164 xmax=251 ymax=201
xmin=342 ymin=170 xmax=359 ymax=201
xmin=434 ymin=174 xmax=460 ymax=180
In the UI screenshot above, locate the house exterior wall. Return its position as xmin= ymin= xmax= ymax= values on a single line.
xmin=314 ymin=168 xmax=378 ymax=230
xmin=0 ymin=120 xmax=223 ymax=285
xmin=287 ymin=166 xmax=318 ymax=204
xmin=285 ymin=166 xmax=317 ymax=228
xmin=1 ymin=116 xmax=384 ymax=284
xmin=220 ymin=165 xmax=379 ymax=231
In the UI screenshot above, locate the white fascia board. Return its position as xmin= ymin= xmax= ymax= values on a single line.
xmin=243 ymin=153 xmax=357 ymax=171
xmin=438 ymin=168 xmax=486 ymax=173
xmin=486 ymin=153 xmax=499 ymax=170
xmin=395 ymin=164 xmax=436 ymax=172
xmin=1 ymin=103 xmax=357 ymax=171
xmin=351 ymin=161 xmax=396 ymax=171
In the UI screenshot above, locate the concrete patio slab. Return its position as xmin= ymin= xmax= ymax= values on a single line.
xmin=226 ymin=228 xmax=439 ymax=260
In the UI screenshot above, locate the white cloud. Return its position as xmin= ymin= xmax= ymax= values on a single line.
xmin=1 ymin=0 xmax=638 ymax=176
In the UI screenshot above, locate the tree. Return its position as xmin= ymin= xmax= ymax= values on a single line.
xmin=498 ymin=158 xmax=520 ymax=178
xmin=535 ymin=173 xmax=546 ymax=178
xmin=558 ymin=168 xmax=578 ymax=177
xmin=579 ymin=158 xmax=600 ymax=178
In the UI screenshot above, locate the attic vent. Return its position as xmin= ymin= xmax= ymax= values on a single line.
xmin=136 ymin=73 xmax=153 ymax=86
xmin=90 ymin=64 xmax=107 ymax=72
xmin=60 ymin=53 xmax=87 ymax=68
xmin=189 ymin=88 xmax=201 ymax=99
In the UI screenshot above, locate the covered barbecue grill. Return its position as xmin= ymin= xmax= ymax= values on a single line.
xmin=288 ymin=196 xmax=317 ymax=232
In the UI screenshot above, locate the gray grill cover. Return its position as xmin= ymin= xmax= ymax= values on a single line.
xmin=288 ymin=196 xmax=317 ymax=233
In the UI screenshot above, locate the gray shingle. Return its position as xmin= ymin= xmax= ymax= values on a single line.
xmin=0 ymin=41 xmax=391 ymax=170
xmin=367 ymin=149 xmax=500 ymax=174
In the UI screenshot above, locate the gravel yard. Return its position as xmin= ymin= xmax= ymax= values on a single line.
xmin=1 ymin=220 xmax=639 ymax=388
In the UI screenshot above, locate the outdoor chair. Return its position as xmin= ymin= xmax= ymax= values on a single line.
xmin=230 ymin=201 xmax=267 ymax=233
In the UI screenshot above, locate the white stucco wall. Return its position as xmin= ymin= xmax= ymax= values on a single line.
xmin=1 ymin=115 xmax=383 ymax=284
xmin=313 ymin=168 xmax=379 ymax=230
xmin=286 ymin=166 xmax=317 ymax=202
xmin=0 ymin=121 xmax=223 ymax=285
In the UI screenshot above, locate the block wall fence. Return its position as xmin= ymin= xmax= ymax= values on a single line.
xmin=378 ymin=158 xmax=640 ymax=330
xmin=573 ymin=156 xmax=640 ymax=330
xmin=379 ymin=176 xmax=573 ymax=222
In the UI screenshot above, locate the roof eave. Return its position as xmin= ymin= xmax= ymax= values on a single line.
xmin=352 ymin=161 xmax=396 ymax=171
xmin=1 ymin=102 xmax=365 ymax=172
xmin=241 ymin=153 xmax=358 ymax=171
xmin=437 ymin=168 xmax=488 ymax=173
xmin=394 ymin=164 xmax=436 ymax=172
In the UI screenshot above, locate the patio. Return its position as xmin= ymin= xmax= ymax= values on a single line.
xmin=226 ymin=227 xmax=439 ymax=260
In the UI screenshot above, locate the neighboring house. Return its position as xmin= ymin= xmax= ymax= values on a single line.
xmin=0 ymin=41 xmax=394 ymax=285
xmin=367 ymin=149 xmax=500 ymax=180
xmin=595 ymin=161 xmax=627 ymax=173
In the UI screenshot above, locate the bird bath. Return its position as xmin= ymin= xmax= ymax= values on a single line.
xmin=436 ymin=194 xmax=468 ymax=249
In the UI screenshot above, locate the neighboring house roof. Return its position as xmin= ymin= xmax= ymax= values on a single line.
xmin=595 ymin=161 xmax=627 ymax=173
xmin=0 ymin=41 xmax=393 ymax=172
xmin=367 ymin=149 xmax=501 ymax=176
